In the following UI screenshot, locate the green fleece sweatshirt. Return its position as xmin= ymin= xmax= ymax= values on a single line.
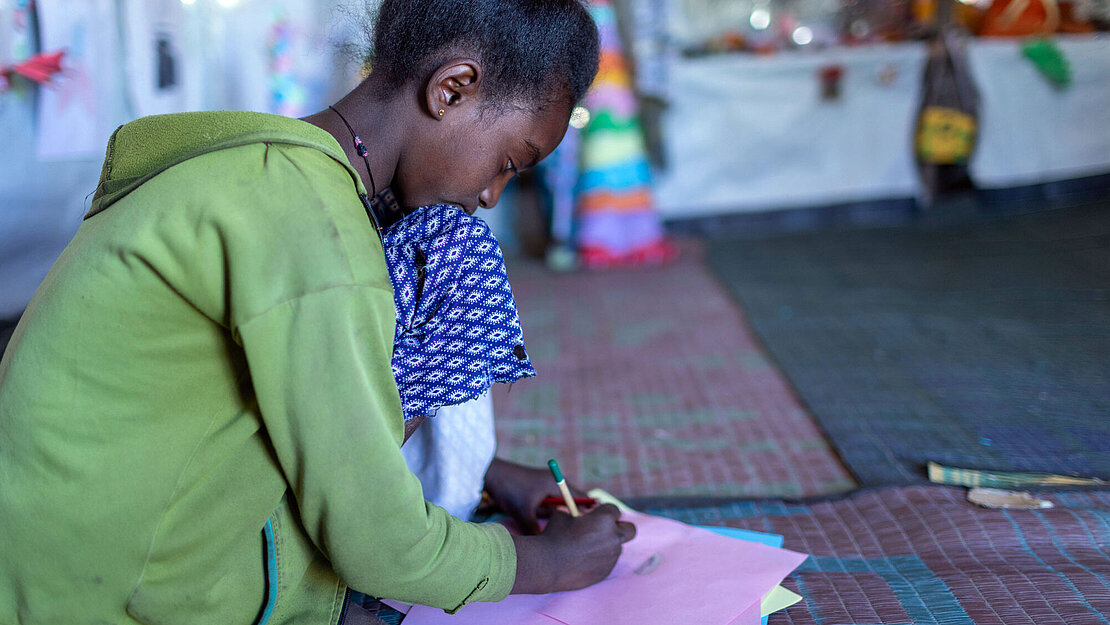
xmin=0 ymin=111 xmax=515 ymax=625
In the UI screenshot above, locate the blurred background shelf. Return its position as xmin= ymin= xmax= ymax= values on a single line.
xmin=655 ymin=41 xmax=929 ymax=218
xmin=654 ymin=34 xmax=1110 ymax=220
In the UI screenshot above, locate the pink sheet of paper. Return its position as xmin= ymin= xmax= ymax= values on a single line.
xmin=400 ymin=510 xmax=806 ymax=625
xmin=730 ymin=601 xmax=763 ymax=625
xmin=537 ymin=511 xmax=806 ymax=625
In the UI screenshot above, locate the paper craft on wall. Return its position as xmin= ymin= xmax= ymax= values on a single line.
xmin=1 ymin=51 xmax=65 ymax=95
xmin=1 ymin=0 xmax=35 ymax=99
xmin=207 ymin=0 xmax=331 ymax=116
xmin=1 ymin=0 xmax=36 ymax=64
xmin=34 ymin=0 xmax=116 ymax=160
xmin=268 ymin=10 xmax=307 ymax=116
xmin=156 ymin=31 xmax=177 ymax=90
xmin=122 ymin=0 xmax=201 ymax=117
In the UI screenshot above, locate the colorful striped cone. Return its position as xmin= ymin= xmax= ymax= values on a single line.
xmin=576 ymin=0 xmax=677 ymax=269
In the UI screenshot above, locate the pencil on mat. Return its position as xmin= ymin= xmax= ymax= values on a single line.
xmin=547 ymin=459 xmax=580 ymax=517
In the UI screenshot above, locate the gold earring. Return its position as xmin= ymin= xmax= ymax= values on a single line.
xmin=438 ymin=109 xmax=445 ymax=117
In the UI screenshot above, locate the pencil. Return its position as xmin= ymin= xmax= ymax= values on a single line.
xmin=541 ymin=496 xmax=597 ymax=508
xmin=547 ymin=459 xmax=580 ymax=517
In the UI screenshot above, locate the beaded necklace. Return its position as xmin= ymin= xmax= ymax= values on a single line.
xmin=329 ymin=105 xmax=383 ymax=236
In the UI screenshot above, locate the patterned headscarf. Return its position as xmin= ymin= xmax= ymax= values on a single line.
xmin=381 ymin=204 xmax=536 ymax=422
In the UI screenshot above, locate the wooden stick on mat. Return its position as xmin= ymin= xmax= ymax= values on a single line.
xmin=928 ymin=461 xmax=1106 ymax=488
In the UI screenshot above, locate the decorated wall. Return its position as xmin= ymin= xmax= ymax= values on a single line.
xmin=0 ymin=0 xmax=368 ymax=317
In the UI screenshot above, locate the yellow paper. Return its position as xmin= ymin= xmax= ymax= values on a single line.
xmin=761 ymin=585 xmax=802 ymax=616
xmin=587 ymin=487 xmax=635 ymax=513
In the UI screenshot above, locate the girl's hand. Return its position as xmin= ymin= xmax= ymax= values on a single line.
xmin=510 ymin=504 xmax=636 ymax=594
xmin=483 ymin=457 xmax=589 ymax=534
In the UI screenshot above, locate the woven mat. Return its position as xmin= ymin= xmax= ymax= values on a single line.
xmin=707 ymin=205 xmax=1110 ymax=485
xmin=492 ymin=242 xmax=856 ymax=498
xmin=646 ymin=485 xmax=1110 ymax=625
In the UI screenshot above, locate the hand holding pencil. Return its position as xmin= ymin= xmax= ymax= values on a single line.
xmin=508 ymin=458 xmax=636 ymax=594
xmin=546 ymin=459 xmax=595 ymax=516
xmin=540 ymin=495 xmax=598 ymax=510
xmin=483 ymin=457 xmax=594 ymax=534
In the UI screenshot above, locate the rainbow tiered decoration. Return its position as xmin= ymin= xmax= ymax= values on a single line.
xmin=576 ymin=0 xmax=676 ymax=269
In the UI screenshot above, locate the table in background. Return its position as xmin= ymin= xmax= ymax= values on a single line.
xmin=654 ymin=35 xmax=1110 ymax=220
xmin=654 ymin=43 xmax=929 ymax=219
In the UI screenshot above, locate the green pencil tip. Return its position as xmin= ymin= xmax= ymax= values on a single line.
xmin=547 ymin=459 xmax=564 ymax=482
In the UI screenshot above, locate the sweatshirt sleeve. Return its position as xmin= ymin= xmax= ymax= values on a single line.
xmin=235 ymin=271 xmax=516 ymax=610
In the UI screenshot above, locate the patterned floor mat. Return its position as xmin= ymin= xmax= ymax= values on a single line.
xmin=647 ymin=485 xmax=1110 ymax=625
xmin=707 ymin=204 xmax=1110 ymax=485
xmin=491 ymin=242 xmax=856 ymax=499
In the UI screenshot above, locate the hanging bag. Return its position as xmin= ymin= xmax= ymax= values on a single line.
xmin=915 ymin=26 xmax=979 ymax=166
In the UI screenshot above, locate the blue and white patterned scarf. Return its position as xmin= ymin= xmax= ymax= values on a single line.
xmin=381 ymin=204 xmax=536 ymax=422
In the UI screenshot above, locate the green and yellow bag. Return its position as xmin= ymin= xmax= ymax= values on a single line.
xmin=916 ymin=105 xmax=977 ymax=165
xmin=915 ymin=25 xmax=980 ymax=170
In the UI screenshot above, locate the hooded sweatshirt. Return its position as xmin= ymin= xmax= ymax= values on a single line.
xmin=0 ymin=111 xmax=515 ymax=625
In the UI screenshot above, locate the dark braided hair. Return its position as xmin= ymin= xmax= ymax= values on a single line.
xmin=368 ymin=0 xmax=599 ymax=110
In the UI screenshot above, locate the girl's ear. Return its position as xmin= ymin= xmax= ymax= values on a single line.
xmin=425 ymin=58 xmax=482 ymax=120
